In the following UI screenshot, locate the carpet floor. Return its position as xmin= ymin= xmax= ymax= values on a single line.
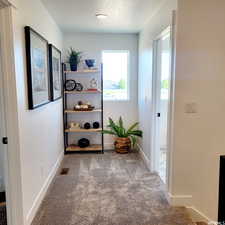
xmin=32 ymin=151 xmax=194 ymax=225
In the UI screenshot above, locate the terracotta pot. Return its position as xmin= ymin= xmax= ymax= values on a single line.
xmin=114 ymin=137 xmax=131 ymax=154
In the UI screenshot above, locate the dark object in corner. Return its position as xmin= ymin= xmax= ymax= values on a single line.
xmin=78 ymin=138 xmax=90 ymax=148
xmin=0 ymin=192 xmax=6 ymax=203
xmin=0 ymin=192 xmax=7 ymax=225
xmin=93 ymin=122 xmax=100 ymax=129
xmin=84 ymin=123 xmax=91 ymax=129
xmin=219 ymin=156 xmax=225 ymax=223
xmin=60 ymin=168 xmax=69 ymax=175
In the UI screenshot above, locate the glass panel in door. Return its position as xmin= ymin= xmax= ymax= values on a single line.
xmin=158 ymin=31 xmax=171 ymax=183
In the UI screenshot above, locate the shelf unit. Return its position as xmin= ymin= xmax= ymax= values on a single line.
xmin=63 ymin=65 xmax=104 ymax=153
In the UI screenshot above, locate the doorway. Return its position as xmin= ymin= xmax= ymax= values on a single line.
xmin=0 ymin=33 xmax=8 ymax=225
xmin=152 ymin=27 xmax=171 ymax=184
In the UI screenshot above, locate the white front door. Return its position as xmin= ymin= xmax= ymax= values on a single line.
xmin=153 ymin=27 xmax=171 ymax=183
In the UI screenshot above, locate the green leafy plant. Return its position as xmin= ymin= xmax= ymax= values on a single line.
xmin=67 ymin=47 xmax=82 ymax=65
xmin=102 ymin=117 xmax=143 ymax=147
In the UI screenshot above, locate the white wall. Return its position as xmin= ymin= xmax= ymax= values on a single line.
xmin=63 ymin=32 xmax=138 ymax=148
xmin=11 ymin=0 xmax=63 ymax=224
xmin=171 ymin=0 xmax=225 ymax=221
xmin=138 ymin=0 xmax=177 ymax=159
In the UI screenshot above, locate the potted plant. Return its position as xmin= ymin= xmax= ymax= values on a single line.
xmin=103 ymin=117 xmax=143 ymax=153
xmin=67 ymin=47 xmax=82 ymax=71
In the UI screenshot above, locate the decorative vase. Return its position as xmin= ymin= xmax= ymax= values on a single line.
xmin=84 ymin=123 xmax=91 ymax=129
xmin=85 ymin=59 xmax=95 ymax=68
xmin=114 ymin=137 xmax=131 ymax=154
xmin=78 ymin=138 xmax=90 ymax=148
xmin=70 ymin=64 xmax=77 ymax=71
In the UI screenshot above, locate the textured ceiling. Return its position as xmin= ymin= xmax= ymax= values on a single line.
xmin=41 ymin=0 xmax=163 ymax=33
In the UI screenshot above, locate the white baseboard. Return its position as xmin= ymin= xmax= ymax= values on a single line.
xmin=104 ymin=143 xmax=114 ymax=150
xmin=168 ymin=194 xmax=212 ymax=223
xmin=137 ymin=144 xmax=151 ymax=170
xmin=25 ymin=151 xmax=64 ymax=225
xmin=168 ymin=193 xmax=193 ymax=206
xmin=187 ymin=207 xmax=211 ymax=223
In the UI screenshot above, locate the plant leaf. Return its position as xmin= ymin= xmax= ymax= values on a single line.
xmin=130 ymin=136 xmax=137 ymax=148
xmin=108 ymin=118 xmax=121 ymax=136
xmin=102 ymin=130 xmax=117 ymax=135
xmin=127 ymin=130 xmax=143 ymax=137
xmin=119 ymin=116 xmax=123 ymax=128
xmin=127 ymin=122 xmax=139 ymax=133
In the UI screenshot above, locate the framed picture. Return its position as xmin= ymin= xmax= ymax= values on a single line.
xmin=49 ymin=44 xmax=62 ymax=101
xmin=25 ymin=26 xmax=50 ymax=110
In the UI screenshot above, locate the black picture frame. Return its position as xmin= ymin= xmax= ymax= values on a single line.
xmin=49 ymin=44 xmax=62 ymax=101
xmin=25 ymin=26 xmax=50 ymax=110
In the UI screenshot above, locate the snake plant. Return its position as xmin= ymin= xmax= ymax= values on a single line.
xmin=102 ymin=117 xmax=143 ymax=147
xmin=67 ymin=47 xmax=82 ymax=65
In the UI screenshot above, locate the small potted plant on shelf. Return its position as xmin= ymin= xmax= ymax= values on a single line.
xmin=103 ymin=117 xmax=143 ymax=154
xmin=67 ymin=47 xmax=82 ymax=71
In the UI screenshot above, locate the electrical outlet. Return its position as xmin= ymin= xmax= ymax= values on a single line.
xmin=185 ymin=102 xmax=197 ymax=114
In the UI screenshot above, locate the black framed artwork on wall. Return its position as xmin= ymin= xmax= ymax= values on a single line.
xmin=24 ymin=26 xmax=50 ymax=110
xmin=49 ymin=44 xmax=62 ymax=101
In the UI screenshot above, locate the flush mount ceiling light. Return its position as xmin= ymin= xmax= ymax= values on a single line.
xmin=96 ymin=13 xmax=108 ymax=19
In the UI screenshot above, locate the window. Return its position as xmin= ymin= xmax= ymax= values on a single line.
xmin=102 ymin=50 xmax=129 ymax=101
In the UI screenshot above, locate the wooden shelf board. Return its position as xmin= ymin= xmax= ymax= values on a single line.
xmin=66 ymin=144 xmax=102 ymax=152
xmin=65 ymin=109 xmax=102 ymax=113
xmin=65 ymin=128 xmax=102 ymax=133
xmin=0 ymin=202 xmax=6 ymax=207
xmin=65 ymin=70 xmax=99 ymax=74
xmin=65 ymin=90 xmax=101 ymax=94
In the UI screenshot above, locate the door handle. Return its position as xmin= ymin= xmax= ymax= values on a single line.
xmin=2 ymin=137 xmax=8 ymax=145
xmin=157 ymin=113 xmax=161 ymax=117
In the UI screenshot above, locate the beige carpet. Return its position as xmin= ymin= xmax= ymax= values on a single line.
xmin=32 ymin=151 xmax=194 ymax=225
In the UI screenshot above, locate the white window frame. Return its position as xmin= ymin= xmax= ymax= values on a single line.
xmin=102 ymin=50 xmax=130 ymax=102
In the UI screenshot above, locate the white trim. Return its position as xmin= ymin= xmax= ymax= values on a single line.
xmin=26 ymin=152 xmax=64 ymax=225
xmin=151 ymin=39 xmax=158 ymax=173
xmin=187 ymin=207 xmax=211 ymax=223
xmin=137 ymin=144 xmax=151 ymax=170
xmin=169 ymin=195 xmax=213 ymax=223
xmin=168 ymin=193 xmax=193 ymax=206
xmin=0 ymin=6 xmax=24 ymax=225
xmin=167 ymin=10 xmax=177 ymax=193
xmin=151 ymin=26 xmax=173 ymax=186
xmin=104 ymin=143 xmax=114 ymax=150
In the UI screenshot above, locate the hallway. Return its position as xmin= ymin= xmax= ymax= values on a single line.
xmin=32 ymin=152 xmax=193 ymax=225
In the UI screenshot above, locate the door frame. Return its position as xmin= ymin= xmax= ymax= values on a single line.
xmin=151 ymin=19 xmax=176 ymax=190
xmin=0 ymin=3 xmax=24 ymax=225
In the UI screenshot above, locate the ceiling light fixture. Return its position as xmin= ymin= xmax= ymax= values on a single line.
xmin=96 ymin=13 xmax=108 ymax=19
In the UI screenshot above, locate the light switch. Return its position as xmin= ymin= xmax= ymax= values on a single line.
xmin=185 ymin=103 xmax=197 ymax=113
